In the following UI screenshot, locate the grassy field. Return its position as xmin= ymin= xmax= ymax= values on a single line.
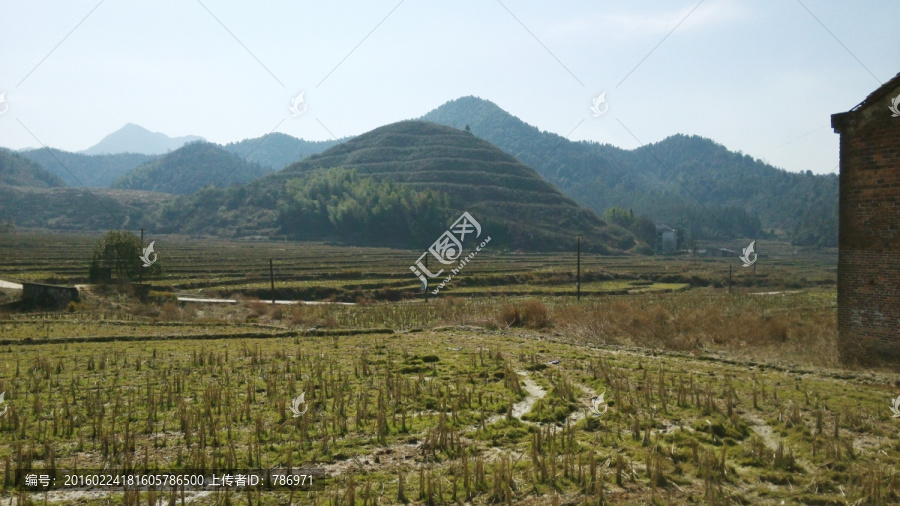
xmin=0 ymin=231 xmax=897 ymax=505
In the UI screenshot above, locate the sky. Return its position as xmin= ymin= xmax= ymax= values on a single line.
xmin=0 ymin=0 xmax=897 ymax=175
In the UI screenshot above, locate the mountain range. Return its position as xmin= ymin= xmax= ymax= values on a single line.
xmin=0 ymin=97 xmax=839 ymax=248
xmin=111 ymin=141 xmax=270 ymax=194
xmin=17 ymin=130 xmax=342 ymax=189
xmin=81 ymin=123 xmax=204 ymax=155
xmin=0 ymin=149 xmax=66 ymax=188
xmin=222 ymin=133 xmax=341 ymax=170
xmin=421 ymin=97 xmax=837 ymax=246
xmin=18 ymin=149 xmax=157 ymax=188
xmin=158 ymin=121 xmax=633 ymax=252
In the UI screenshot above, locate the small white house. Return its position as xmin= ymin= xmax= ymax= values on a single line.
xmin=655 ymin=225 xmax=677 ymax=253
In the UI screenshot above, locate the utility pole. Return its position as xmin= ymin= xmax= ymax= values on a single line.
xmin=577 ymin=237 xmax=581 ymax=301
xmin=138 ymin=228 xmax=145 ymax=283
xmin=752 ymin=238 xmax=757 ymax=280
xmin=728 ymin=265 xmax=732 ymax=294
xmin=270 ymin=259 xmax=275 ymax=305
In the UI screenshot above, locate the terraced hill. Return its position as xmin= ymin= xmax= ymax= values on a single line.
xmin=166 ymin=121 xmax=634 ymax=252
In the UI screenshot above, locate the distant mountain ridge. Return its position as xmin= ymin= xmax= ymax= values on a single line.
xmin=0 ymin=148 xmax=66 ymax=188
xmin=0 ymin=97 xmax=838 ymax=247
xmin=421 ymin=96 xmax=838 ymax=246
xmin=19 ymin=149 xmax=157 ymax=188
xmin=111 ymin=141 xmax=270 ymax=194
xmin=17 ymin=130 xmax=336 ymax=189
xmin=222 ymin=133 xmax=341 ymax=170
xmin=82 ymin=123 xmax=204 ymax=155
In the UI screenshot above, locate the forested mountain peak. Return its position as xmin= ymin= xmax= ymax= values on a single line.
xmin=82 ymin=123 xmax=205 ymax=155
xmin=422 ymin=97 xmax=837 ymax=246
xmin=222 ymin=132 xmax=341 ymax=170
xmin=111 ymin=141 xmax=270 ymax=195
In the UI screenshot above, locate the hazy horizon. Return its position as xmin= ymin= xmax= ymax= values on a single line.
xmin=1 ymin=0 xmax=897 ymax=174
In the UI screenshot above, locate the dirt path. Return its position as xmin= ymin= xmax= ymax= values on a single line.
xmin=319 ymin=371 xmax=550 ymax=478
xmin=514 ymin=373 xmax=547 ymax=419
xmin=316 ymin=440 xmax=423 ymax=476
xmin=176 ymin=296 xmax=355 ymax=305
xmin=567 ymin=383 xmax=600 ymax=426
xmin=742 ymin=411 xmax=814 ymax=472
xmin=484 ymin=371 xmax=546 ymax=426
xmin=0 ymin=279 xmax=22 ymax=290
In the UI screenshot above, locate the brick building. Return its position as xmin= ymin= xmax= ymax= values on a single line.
xmin=831 ymin=72 xmax=900 ymax=364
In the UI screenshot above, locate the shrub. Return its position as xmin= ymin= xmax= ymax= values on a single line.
xmin=89 ymin=230 xmax=162 ymax=282
xmin=633 ymin=243 xmax=656 ymax=256
xmin=132 ymin=303 xmax=160 ymax=318
xmin=248 ymin=300 xmax=268 ymax=318
xmin=497 ymin=299 xmax=551 ymax=329
xmin=520 ymin=300 xmax=550 ymax=328
xmin=159 ymin=302 xmax=182 ymax=321
xmin=764 ymin=315 xmax=790 ymax=342
xmin=497 ymin=304 xmax=520 ymax=327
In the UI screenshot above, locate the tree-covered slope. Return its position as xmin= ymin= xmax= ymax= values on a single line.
xmin=111 ymin=141 xmax=270 ymax=194
xmin=222 ymin=132 xmax=340 ymax=170
xmin=629 ymin=134 xmax=837 ymax=246
xmin=0 ymin=148 xmax=67 ymax=188
xmin=19 ymin=148 xmax=157 ymax=188
xmin=422 ymin=96 xmax=838 ymax=246
xmin=0 ymin=186 xmax=165 ymax=231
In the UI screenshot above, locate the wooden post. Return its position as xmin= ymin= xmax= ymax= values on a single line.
xmin=138 ymin=228 xmax=145 ymax=283
xmin=270 ymin=259 xmax=275 ymax=305
xmin=752 ymin=239 xmax=757 ymax=280
xmin=577 ymin=237 xmax=581 ymax=301
xmin=728 ymin=265 xmax=732 ymax=294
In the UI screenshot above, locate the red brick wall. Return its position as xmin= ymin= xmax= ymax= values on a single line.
xmin=836 ymin=90 xmax=900 ymax=363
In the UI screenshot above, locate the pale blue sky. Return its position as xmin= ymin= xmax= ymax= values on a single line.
xmin=1 ymin=0 xmax=896 ymax=174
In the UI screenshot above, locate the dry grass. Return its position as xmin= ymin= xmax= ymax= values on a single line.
xmin=496 ymin=300 xmax=551 ymax=329
xmin=4 ymin=284 xmax=839 ymax=369
xmin=286 ymin=305 xmax=338 ymax=329
xmin=551 ymin=290 xmax=839 ymax=367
